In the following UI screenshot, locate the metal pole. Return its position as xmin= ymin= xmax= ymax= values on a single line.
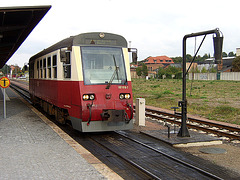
xmin=178 ymin=28 xmax=223 ymax=137
xmin=177 ymin=37 xmax=190 ymax=137
xmin=171 ymin=107 xmax=179 ymax=134
xmin=167 ymin=125 xmax=170 ymax=138
xmin=3 ymin=88 xmax=6 ymax=119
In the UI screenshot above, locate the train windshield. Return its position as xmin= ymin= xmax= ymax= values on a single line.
xmin=81 ymin=46 xmax=127 ymax=85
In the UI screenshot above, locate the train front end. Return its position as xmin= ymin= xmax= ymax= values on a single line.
xmin=70 ymin=33 xmax=134 ymax=132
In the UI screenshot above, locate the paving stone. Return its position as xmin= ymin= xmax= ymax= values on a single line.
xmin=0 ymin=88 xmax=106 ymax=180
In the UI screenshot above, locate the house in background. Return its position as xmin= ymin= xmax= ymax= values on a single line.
xmin=236 ymin=48 xmax=240 ymax=56
xmin=143 ymin=56 xmax=174 ymax=77
xmin=130 ymin=64 xmax=138 ymax=78
xmin=130 ymin=47 xmax=239 ymax=79
xmin=203 ymin=56 xmax=235 ymax=72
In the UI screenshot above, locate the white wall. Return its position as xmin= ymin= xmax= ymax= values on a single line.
xmin=188 ymin=72 xmax=240 ymax=81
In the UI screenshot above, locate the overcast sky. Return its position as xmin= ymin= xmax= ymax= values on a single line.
xmin=1 ymin=0 xmax=240 ymax=67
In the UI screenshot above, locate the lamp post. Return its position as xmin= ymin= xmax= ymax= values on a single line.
xmin=178 ymin=28 xmax=223 ymax=137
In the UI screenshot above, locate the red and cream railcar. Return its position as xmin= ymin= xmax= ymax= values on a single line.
xmin=29 ymin=32 xmax=134 ymax=132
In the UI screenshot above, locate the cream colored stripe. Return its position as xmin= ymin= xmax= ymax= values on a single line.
xmin=123 ymin=48 xmax=131 ymax=81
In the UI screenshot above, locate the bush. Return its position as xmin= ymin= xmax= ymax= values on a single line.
xmin=232 ymin=56 xmax=240 ymax=72
xmin=157 ymin=66 xmax=182 ymax=79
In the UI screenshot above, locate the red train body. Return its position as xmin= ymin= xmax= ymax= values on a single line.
xmin=29 ymin=32 xmax=134 ymax=132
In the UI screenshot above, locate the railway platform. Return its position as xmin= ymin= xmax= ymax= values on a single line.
xmin=134 ymin=104 xmax=223 ymax=147
xmin=141 ymin=129 xmax=222 ymax=147
xmin=0 ymin=87 xmax=120 ymax=179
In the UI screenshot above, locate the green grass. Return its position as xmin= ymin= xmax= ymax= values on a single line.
xmin=132 ymin=78 xmax=240 ymax=125
xmin=207 ymin=106 xmax=240 ymax=124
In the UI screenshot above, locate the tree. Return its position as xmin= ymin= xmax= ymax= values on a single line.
xmin=136 ymin=64 xmax=148 ymax=77
xmin=209 ymin=67 xmax=217 ymax=73
xmin=203 ymin=53 xmax=209 ymax=59
xmin=186 ymin=54 xmax=192 ymax=62
xmin=141 ymin=63 xmax=148 ymax=77
xmin=157 ymin=67 xmax=166 ymax=79
xmin=195 ymin=53 xmax=209 ymax=62
xmin=22 ymin=64 xmax=29 ymax=73
xmin=0 ymin=65 xmax=10 ymax=76
xmin=222 ymin=52 xmax=227 ymax=57
xmin=171 ymin=56 xmax=182 ymax=63
xmin=157 ymin=66 xmax=182 ymax=79
xmin=195 ymin=55 xmax=201 ymax=62
xmin=167 ymin=66 xmax=180 ymax=74
xmin=201 ymin=67 xmax=208 ymax=73
xmin=167 ymin=66 xmax=182 ymax=79
xmin=136 ymin=67 xmax=142 ymax=76
xmin=194 ymin=66 xmax=200 ymax=73
xmin=228 ymin=52 xmax=235 ymax=57
xmin=232 ymin=56 xmax=240 ymax=72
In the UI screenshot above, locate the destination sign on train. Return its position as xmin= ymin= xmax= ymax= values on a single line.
xmin=86 ymin=39 xmax=117 ymax=45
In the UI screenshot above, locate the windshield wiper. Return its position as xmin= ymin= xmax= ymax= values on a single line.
xmin=106 ymin=55 xmax=119 ymax=89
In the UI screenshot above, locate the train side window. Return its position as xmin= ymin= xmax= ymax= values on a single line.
xmin=43 ymin=58 xmax=46 ymax=78
xmin=63 ymin=52 xmax=71 ymax=78
xmin=40 ymin=60 xmax=43 ymax=78
xmin=53 ymin=55 xmax=57 ymax=78
xmin=37 ymin=60 xmax=39 ymax=79
xmin=47 ymin=56 xmax=51 ymax=78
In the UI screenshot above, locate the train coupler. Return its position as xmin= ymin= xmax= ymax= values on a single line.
xmin=101 ymin=110 xmax=125 ymax=122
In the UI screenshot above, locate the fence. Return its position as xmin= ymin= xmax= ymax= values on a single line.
xmin=188 ymin=72 xmax=240 ymax=81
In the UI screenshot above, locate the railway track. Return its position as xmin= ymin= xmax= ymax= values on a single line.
xmin=10 ymin=80 xmax=240 ymax=141
xmin=88 ymin=131 xmax=224 ymax=180
xmin=9 ymin=80 xmax=240 ymax=179
xmin=10 ymin=81 xmax=31 ymax=102
xmin=60 ymin=123 xmax=235 ymax=179
xmin=144 ymin=107 xmax=240 ymax=140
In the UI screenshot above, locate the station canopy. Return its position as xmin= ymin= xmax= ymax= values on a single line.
xmin=0 ymin=5 xmax=51 ymax=68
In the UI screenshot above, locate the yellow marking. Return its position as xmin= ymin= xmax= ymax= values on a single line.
xmin=0 ymin=77 xmax=10 ymax=88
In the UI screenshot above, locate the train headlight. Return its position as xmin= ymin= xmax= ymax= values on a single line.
xmin=125 ymin=93 xmax=131 ymax=99
xmin=119 ymin=94 xmax=125 ymax=100
xmin=83 ymin=94 xmax=95 ymax=101
xmin=119 ymin=93 xmax=131 ymax=100
xmin=89 ymin=94 xmax=95 ymax=100
xmin=83 ymin=94 xmax=89 ymax=100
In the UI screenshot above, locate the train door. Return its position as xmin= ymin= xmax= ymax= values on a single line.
xmin=29 ymin=60 xmax=35 ymax=95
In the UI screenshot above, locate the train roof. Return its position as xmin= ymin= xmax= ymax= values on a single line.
xmin=30 ymin=32 xmax=128 ymax=61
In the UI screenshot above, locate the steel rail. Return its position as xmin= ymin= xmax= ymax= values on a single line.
xmin=145 ymin=109 xmax=240 ymax=140
xmin=87 ymin=135 xmax=161 ymax=180
xmin=146 ymin=107 xmax=240 ymax=133
xmin=9 ymin=82 xmax=160 ymax=179
xmin=10 ymin=83 xmax=31 ymax=103
xmin=116 ymin=131 xmax=223 ymax=180
xmin=10 ymin=81 xmax=234 ymax=179
xmin=10 ymin=82 xmax=156 ymax=179
xmin=11 ymin=81 xmax=240 ymax=140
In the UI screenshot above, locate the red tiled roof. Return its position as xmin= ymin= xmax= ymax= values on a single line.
xmin=145 ymin=56 xmax=174 ymax=64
